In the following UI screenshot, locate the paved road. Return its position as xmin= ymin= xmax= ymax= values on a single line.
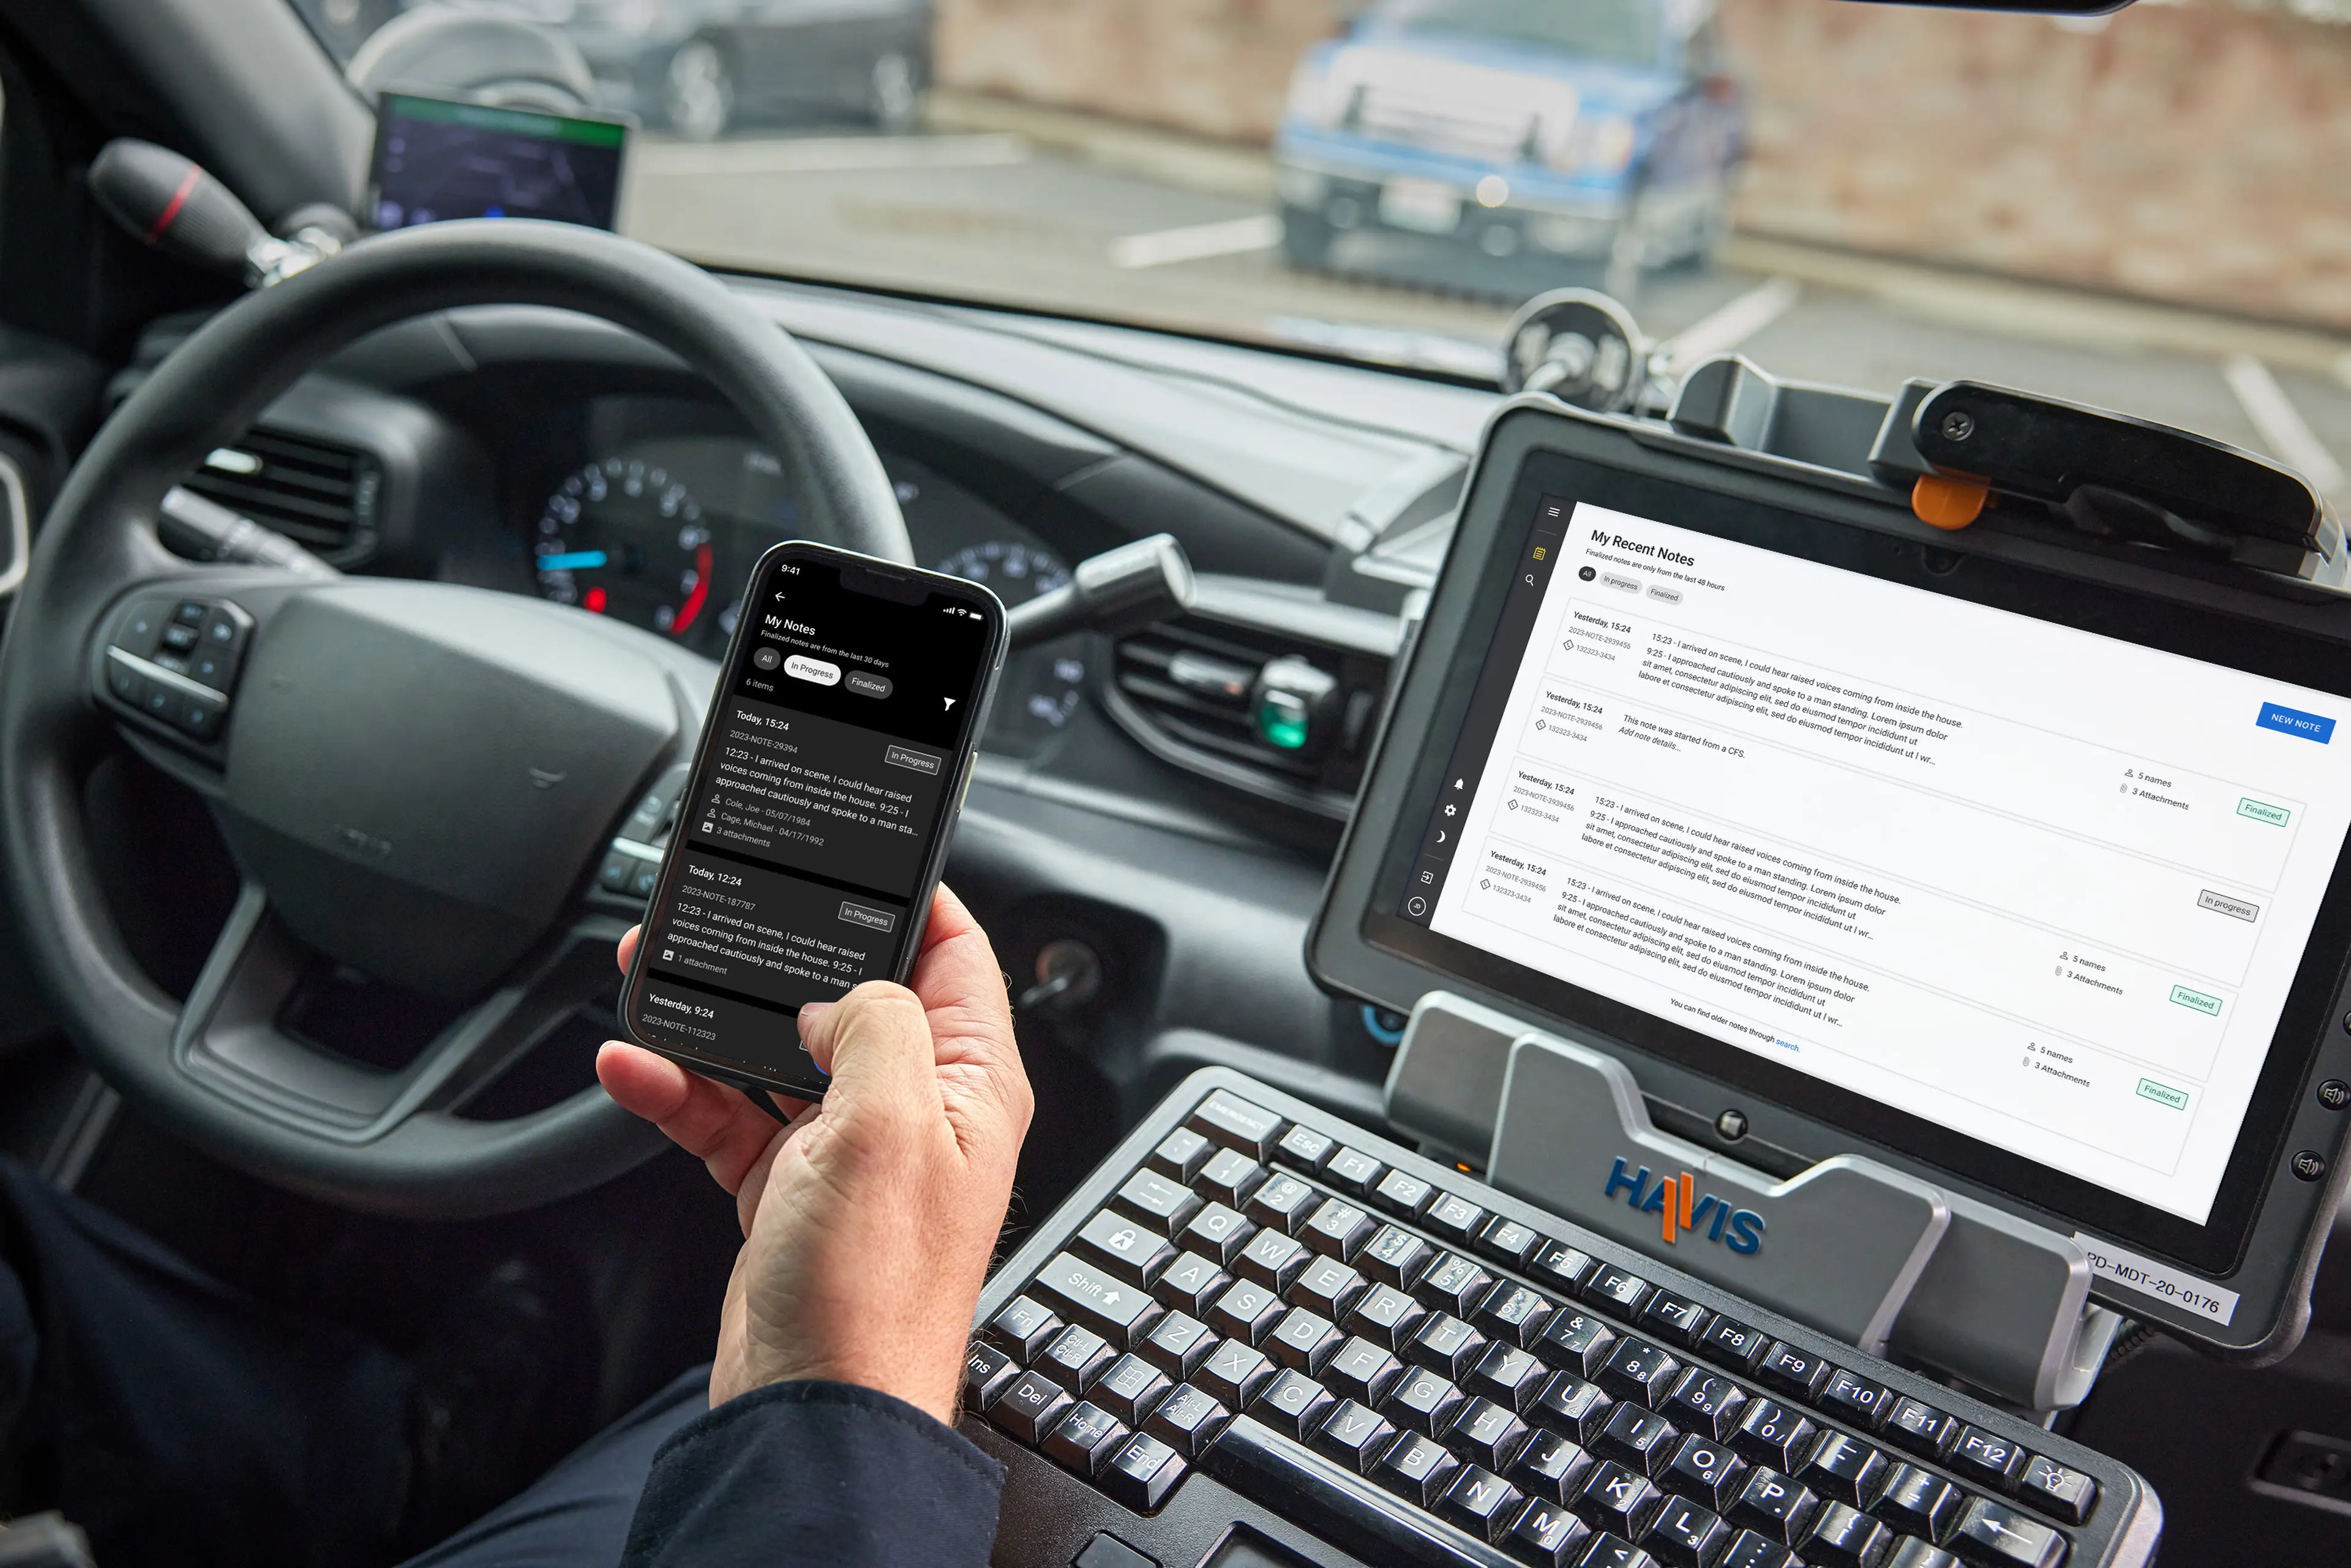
xmin=627 ymin=130 xmax=2351 ymax=495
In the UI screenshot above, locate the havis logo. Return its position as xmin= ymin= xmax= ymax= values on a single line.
xmin=1605 ymin=1157 xmax=1765 ymax=1255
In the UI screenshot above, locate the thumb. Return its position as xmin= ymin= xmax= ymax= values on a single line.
xmin=795 ymin=981 xmax=940 ymax=1141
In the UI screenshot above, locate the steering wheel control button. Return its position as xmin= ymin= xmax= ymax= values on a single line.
xmin=160 ymin=622 xmax=200 ymax=653
xmin=2291 ymin=1148 xmax=2327 ymax=1182
xmin=2320 ymin=1078 xmax=2350 ymax=1111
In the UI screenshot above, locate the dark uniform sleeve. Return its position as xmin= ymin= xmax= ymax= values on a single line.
xmin=619 ymin=1380 xmax=1004 ymax=1567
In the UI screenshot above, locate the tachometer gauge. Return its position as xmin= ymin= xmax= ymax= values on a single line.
xmin=936 ymin=539 xmax=1071 ymax=607
xmin=534 ymin=459 xmax=716 ymax=638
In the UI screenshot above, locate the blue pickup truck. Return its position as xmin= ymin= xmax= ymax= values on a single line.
xmin=1274 ymin=0 xmax=1745 ymax=289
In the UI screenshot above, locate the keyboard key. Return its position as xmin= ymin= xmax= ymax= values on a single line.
xmin=1384 ymin=1364 xmax=1466 ymax=1436
xmin=1267 ymin=1308 xmax=1344 ymax=1373
xmin=1347 ymin=1283 xmax=1428 ymax=1351
xmin=1584 ymin=1264 xmax=1653 ymax=1315
xmin=1438 ymin=1464 xmax=1523 ymax=1540
xmin=1642 ymin=1495 xmax=1730 ymax=1568
xmin=1728 ymin=1467 xmax=1819 ymax=1545
xmin=1821 ymin=1368 xmax=1895 ymax=1430
xmin=1372 ymin=1166 xmax=1434 ymax=1216
xmin=1417 ymin=1253 xmax=1497 ymax=1316
xmin=1950 ymin=1425 xmax=2026 ymax=1489
xmin=1207 ymin=1279 xmax=1286 ymax=1345
xmin=1531 ymin=1371 xmax=1614 ymax=1442
xmin=1313 ymin=1398 xmax=1398 ymax=1473
xmin=1578 ymin=1459 xmax=1657 ymax=1537
xmin=1662 ymin=1366 xmax=1748 ymax=1441
xmin=1597 ymin=1338 xmax=1682 ymax=1408
xmin=1732 ymin=1400 xmax=1817 ymax=1471
xmin=1425 ymin=1191 xmax=1487 ymax=1241
xmin=1235 ymin=1228 xmax=1310 ymax=1293
xmin=1802 ymin=1500 xmax=1891 ymax=1568
xmin=1529 ymin=1239 xmax=1596 ymax=1295
xmin=1539 ymin=1309 xmax=1619 ymax=1375
xmin=1886 ymin=1541 xmax=1959 ymax=1568
xmin=1195 ymin=1338 xmax=1276 ymax=1408
xmin=1477 ymin=1214 xmax=1543 ymax=1266
xmin=1697 ymin=1315 xmax=1770 ymax=1370
xmin=1197 ymin=1147 xmax=1268 ymax=1208
xmin=1142 ymin=1382 xmax=1229 ymax=1458
xmin=1874 ymin=1463 xmax=1962 ymax=1540
xmin=1077 ymin=1209 xmax=1177 ymax=1286
xmin=1323 ymin=1335 xmax=1406 ymax=1405
xmin=1140 ymin=1311 xmax=1215 ymax=1379
xmin=1373 ymin=1430 xmax=1461 ymax=1507
xmin=1273 ymin=1122 xmax=1335 ymax=1172
xmin=1149 ymin=1127 xmax=1213 ymax=1184
xmin=1663 ymin=1431 xmax=1748 ymax=1509
xmin=1244 ymin=1172 xmax=1321 ymax=1235
xmin=1950 ymin=1498 xmax=2066 ymax=1567
xmin=2019 ymin=1454 xmax=2097 ymax=1525
xmin=1475 ymin=1282 xmax=1558 ymax=1348
xmin=1506 ymin=1495 xmax=1592 ymax=1565
xmin=1091 ymin=1354 xmax=1173 ymax=1425
xmin=1288 ymin=1255 xmax=1367 ymax=1319
xmin=1251 ymin=1367 xmax=1336 ymax=1440
xmin=1450 ymin=1395 xmax=1534 ymax=1471
xmin=1324 ymin=1146 xmax=1385 ymax=1193
xmin=1302 ymin=1198 xmax=1375 ymax=1260
xmin=1181 ymin=1201 xmax=1257 ymax=1264
xmin=1799 ymin=1430 xmax=1889 ymax=1506
xmin=1359 ymin=1224 xmax=1438 ymax=1288
xmin=1755 ymin=1342 xmax=1832 ymax=1401
xmin=1040 ymin=1324 xmax=1118 ymax=1392
xmin=1115 ymin=1169 xmax=1204 ymax=1236
xmin=1469 ymin=1341 xmax=1551 ymax=1410
xmin=1717 ymin=1529 xmax=1800 ymax=1568
xmin=1512 ymin=1428 xmax=1595 ymax=1504
xmin=1043 ymin=1401 xmax=1131 ymax=1475
xmin=964 ymin=1342 xmax=1018 ymax=1409
xmin=1638 ymin=1291 xmax=1714 ymax=1348
xmin=1886 ymin=1396 xmax=1959 ymax=1457
xmin=1102 ymin=1430 xmax=1187 ymax=1511
xmin=993 ymin=1368 xmax=1075 ymax=1444
xmin=1406 ymin=1313 xmax=1490 ymax=1379
xmin=1579 ymin=1533 xmax=1659 ymax=1568
xmin=1595 ymin=1402 xmax=1680 ymax=1476
xmin=1187 ymin=1090 xmax=1286 ymax=1158
xmin=983 ymin=1295 xmax=1063 ymax=1361
xmin=1153 ymin=1251 xmax=1231 ymax=1315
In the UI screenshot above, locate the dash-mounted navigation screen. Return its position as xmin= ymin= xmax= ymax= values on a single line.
xmin=367 ymin=92 xmax=627 ymax=232
xmin=1390 ymin=488 xmax=2351 ymax=1244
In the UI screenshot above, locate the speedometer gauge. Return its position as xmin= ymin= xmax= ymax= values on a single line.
xmin=535 ymin=459 xmax=716 ymax=638
xmin=936 ymin=540 xmax=1071 ymax=607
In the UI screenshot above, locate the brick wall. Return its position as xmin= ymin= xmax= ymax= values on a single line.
xmin=932 ymin=0 xmax=2351 ymax=328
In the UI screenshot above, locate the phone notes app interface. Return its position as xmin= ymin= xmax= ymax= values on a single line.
xmin=632 ymin=556 xmax=993 ymax=1076
xmin=1409 ymin=498 xmax=2351 ymax=1223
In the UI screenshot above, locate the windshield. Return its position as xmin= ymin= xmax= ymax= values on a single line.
xmin=1371 ymin=0 xmax=1663 ymax=66
xmin=292 ymin=1 xmax=2351 ymax=486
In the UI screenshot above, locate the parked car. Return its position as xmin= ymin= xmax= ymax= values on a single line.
xmin=1274 ymin=0 xmax=1745 ymax=290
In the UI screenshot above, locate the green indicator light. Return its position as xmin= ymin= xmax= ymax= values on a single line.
xmin=1258 ymin=690 xmax=1310 ymax=750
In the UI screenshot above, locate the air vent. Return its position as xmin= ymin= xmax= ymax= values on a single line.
xmin=182 ymin=427 xmax=380 ymax=563
xmin=1108 ymin=578 xmax=1400 ymax=820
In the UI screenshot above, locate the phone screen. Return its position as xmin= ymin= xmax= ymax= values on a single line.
xmin=623 ymin=544 xmax=1003 ymax=1090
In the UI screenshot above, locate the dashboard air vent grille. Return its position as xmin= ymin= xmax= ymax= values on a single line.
xmin=182 ymin=427 xmax=380 ymax=562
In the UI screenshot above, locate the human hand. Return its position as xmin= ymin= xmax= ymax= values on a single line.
xmin=596 ymin=884 xmax=1031 ymax=1424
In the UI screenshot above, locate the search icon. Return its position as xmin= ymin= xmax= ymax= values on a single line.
xmin=1524 ymin=573 xmax=1535 ymax=586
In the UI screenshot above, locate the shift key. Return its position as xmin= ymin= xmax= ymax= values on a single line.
xmin=1033 ymin=1253 xmax=1164 ymax=1348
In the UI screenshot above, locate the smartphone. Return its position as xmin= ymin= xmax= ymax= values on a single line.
xmin=620 ymin=539 xmax=1007 ymax=1097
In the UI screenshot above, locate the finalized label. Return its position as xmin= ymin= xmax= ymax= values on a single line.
xmin=2074 ymin=1231 xmax=2240 ymax=1324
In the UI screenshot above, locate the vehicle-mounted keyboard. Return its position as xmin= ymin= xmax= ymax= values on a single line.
xmin=962 ymin=1070 xmax=2155 ymax=1568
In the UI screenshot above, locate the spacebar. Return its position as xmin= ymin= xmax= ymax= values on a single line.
xmin=1201 ymin=1414 xmax=1517 ymax=1568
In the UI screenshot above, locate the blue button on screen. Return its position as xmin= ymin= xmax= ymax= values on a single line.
xmin=2257 ymin=702 xmax=2336 ymax=743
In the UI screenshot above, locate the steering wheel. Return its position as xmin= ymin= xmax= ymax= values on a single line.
xmin=0 ymin=220 xmax=911 ymax=1218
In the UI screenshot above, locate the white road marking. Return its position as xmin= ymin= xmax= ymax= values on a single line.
xmin=1110 ymin=214 xmax=1284 ymax=270
xmin=2222 ymin=353 xmax=2346 ymax=494
xmin=1652 ymin=276 xmax=1802 ymax=372
xmin=634 ymin=134 xmax=1030 ymax=178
